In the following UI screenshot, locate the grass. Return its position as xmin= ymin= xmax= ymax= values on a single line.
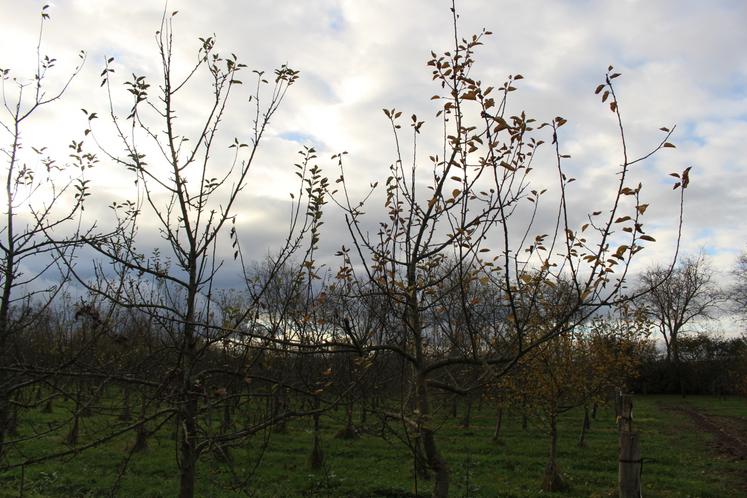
xmin=1 ymin=395 xmax=745 ymax=497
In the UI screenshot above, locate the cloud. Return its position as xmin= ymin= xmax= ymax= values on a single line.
xmin=0 ymin=0 xmax=744 ymax=292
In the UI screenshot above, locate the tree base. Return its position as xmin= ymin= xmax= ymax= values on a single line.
xmin=334 ymin=424 xmax=359 ymax=440
xmin=542 ymin=462 xmax=568 ymax=492
xmin=309 ymin=445 xmax=325 ymax=470
xmin=131 ymin=428 xmax=148 ymax=453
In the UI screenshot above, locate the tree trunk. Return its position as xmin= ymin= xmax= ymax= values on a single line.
xmin=360 ymin=402 xmax=367 ymax=425
xmin=65 ymin=389 xmax=82 ymax=446
xmin=220 ymin=400 xmax=232 ymax=435
xmin=177 ymin=317 xmax=199 ymax=498
xmin=413 ymin=437 xmax=431 ymax=481
xmin=335 ymin=403 xmax=358 ymax=439
xmin=578 ymin=406 xmax=590 ymax=448
xmin=66 ymin=414 xmax=80 ymax=447
xmin=273 ymin=388 xmax=288 ymax=433
xmin=461 ymin=396 xmax=473 ymax=429
xmin=6 ymin=401 xmax=18 ymax=437
xmin=0 ymin=388 xmax=8 ymax=459
xmin=416 ymin=373 xmax=449 ymax=498
xmin=132 ymin=425 xmax=148 ymax=453
xmin=132 ymin=395 xmax=148 ymax=453
xmin=119 ymin=385 xmax=132 ymax=422
xmin=542 ymin=413 xmax=567 ymax=492
xmin=492 ymin=404 xmax=503 ymax=443
xmin=309 ymin=397 xmax=324 ymax=470
xmin=177 ymin=389 xmax=198 ymax=498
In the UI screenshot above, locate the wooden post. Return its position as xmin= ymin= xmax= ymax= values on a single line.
xmin=619 ymin=432 xmax=642 ymax=498
xmin=618 ymin=394 xmax=633 ymax=433
xmin=618 ymin=394 xmax=641 ymax=498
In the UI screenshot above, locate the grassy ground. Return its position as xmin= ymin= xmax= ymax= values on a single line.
xmin=1 ymin=395 xmax=745 ymax=497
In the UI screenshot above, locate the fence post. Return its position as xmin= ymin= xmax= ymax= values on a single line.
xmin=618 ymin=394 xmax=642 ymax=498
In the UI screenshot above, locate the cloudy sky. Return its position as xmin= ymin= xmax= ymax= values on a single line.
xmin=1 ymin=0 xmax=745 ymax=300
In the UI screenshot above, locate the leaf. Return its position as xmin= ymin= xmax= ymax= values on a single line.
xmin=659 ymin=127 xmax=670 ymax=132
xmin=636 ymin=204 xmax=649 ymax=215
xmin=639 ymin=235 xmax=656 ymax=242
xmin=594 ymin=84 xmax=605 ymax=94
xmin=663 ymin=142 xmax=676 ymax=148
xmin=681 ymin=166 xmax=692 ymax=188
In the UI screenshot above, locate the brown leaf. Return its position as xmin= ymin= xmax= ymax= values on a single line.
xmin=682 ymin=166 xmax=691 ymax=188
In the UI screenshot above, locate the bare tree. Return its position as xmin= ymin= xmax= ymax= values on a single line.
xmin=637 ymin=254 xmax=723 ymax=363
xmin=0 ymin=4 xmax=88 ymax=461
xmin=62 ymin=11 xmax=325 ymax=498
xmin=328 ymin=3 xmax=687 ymax=495
xmin=637 ymin=254 xmax=724 ymax=394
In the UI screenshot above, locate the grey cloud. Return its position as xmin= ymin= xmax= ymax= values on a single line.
xmin=1 ymin=0 xmax=744 ymax=287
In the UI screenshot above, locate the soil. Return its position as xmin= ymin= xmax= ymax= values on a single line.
xmin=668 ymin=403 xmax=747 ymax=491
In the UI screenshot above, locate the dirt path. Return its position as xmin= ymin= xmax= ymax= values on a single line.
xmin=668 ymin=403 xmax=747 ymax=491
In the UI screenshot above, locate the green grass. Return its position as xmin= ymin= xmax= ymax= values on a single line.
xmin=1 ymin=395 xmax=745 ymax=497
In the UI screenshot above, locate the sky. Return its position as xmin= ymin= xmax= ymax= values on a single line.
xmin=1 ymin=1 xmax=746 ymax=314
